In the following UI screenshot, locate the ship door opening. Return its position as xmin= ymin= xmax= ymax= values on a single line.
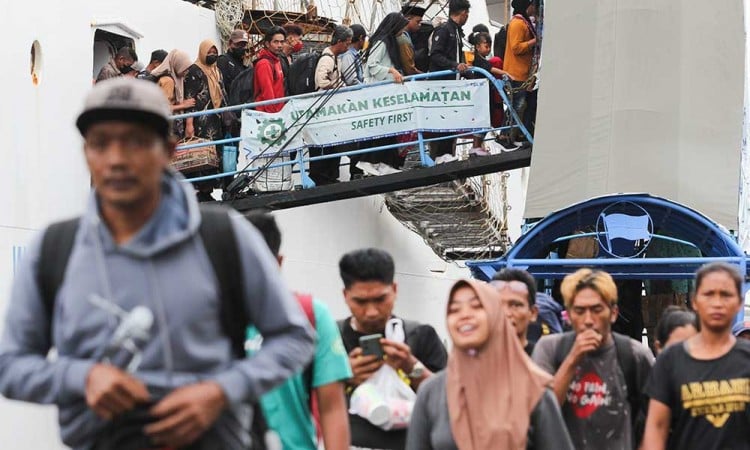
xmin=92 ymin=29 xmax=136 ymax=83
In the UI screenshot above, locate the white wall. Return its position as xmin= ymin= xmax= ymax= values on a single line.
xmin=276 ymin=195 xmax=471 ymax=344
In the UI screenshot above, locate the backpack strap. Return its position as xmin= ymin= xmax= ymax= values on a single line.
xmin=294 ymin=292 xmax=320 ymax=442
xmin=552 ymin=331 xmax=577 ymax=371
xmin=37 ymin=218 xmax=81 ymax=343
xmin=612 ymin=333 xmax=641 ymax=429
xmin=197 ymin=205 xmax=247 ymax=359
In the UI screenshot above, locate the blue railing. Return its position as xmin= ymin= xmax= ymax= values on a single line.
xmin=173 ymin=67 xmax=533 ymax=189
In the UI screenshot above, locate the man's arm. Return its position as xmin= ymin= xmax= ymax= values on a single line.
xmin=429 ymin=28 xmax=458 ymax=71
xmin=639 ymin=399 xmax=670 ymax=450
xmin=315 ymin=55 xmax=337 ymax=90
xmin=339 ymin=52 xmax=360 ymax=86
xmin=316 ymin=382 xmax=350 ymax=450
xmin=253 ymin=60 xmax=276 ymax=109
xmin=0 ymin=233 xmax=96 ymax=405
xmin=508 ymin=20 xmax=536 ymax=56
xmin=399 ymin=39 xmax=421 ymax=75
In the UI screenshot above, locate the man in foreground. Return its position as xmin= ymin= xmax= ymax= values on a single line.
xmin=0 ymin=78 xmax=314 ymax=449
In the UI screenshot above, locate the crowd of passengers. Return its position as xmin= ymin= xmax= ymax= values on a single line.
xmin=95 ymin=0 xmax=540 ymax=198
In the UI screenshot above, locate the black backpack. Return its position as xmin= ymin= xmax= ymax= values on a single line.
xmin=552 ymin=331 xmax=647 ymax=448
xmin=37 ymin=205 xmax=270 ymax=450
xmin=494 ymin=24 xmax=509 ymax=59
xmin=228 ymin=65 xmax=255 ymax=107
xmin=287 ymin=51 xmax=334 ymax=96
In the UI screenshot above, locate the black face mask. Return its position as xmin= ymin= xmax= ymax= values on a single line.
xmin=119 ymin=65 xmax=134 ymax=74
xmin=205 ymin=54 xmax=218 ymax=65
xmin=229 ymin=47 xmax=246 ymax=59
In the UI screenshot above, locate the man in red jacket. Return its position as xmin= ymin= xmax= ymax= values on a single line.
xmin=254 ymin=26 xmax=287 ymax=113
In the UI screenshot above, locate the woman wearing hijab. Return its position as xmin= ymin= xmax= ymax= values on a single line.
xmin=406 ymin=279 xmax=573 ymax=450
xmin=149 ymin=49 xmax=195 ymax=137
xmin=183 ymin=40 xmax=227 ymax=200
xmin=356 ymin=12 xmax=410 ymax=176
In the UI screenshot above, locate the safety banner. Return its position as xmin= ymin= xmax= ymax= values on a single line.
xmin=240 ymin=79 xmax=490 ymax=158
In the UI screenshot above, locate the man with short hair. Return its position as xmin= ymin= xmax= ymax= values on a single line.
xmin=137 ymin=49 xmax=168 ymax=79
xmin=309 ymin=25 xmax=353 ymax=185
xmin=398 ymin=4 xmax=426 ymax=75
xmin=427 ymin=0 xmax=470 ymax=162
xmin=246 ymin=211 xmax=351 ymax=450
xmin=338 ymin=248 xmax=447 ymax=450
xmin=96 ymin=47 xmax=138 ymax=82
xmin=490 ymin=268 xmax=539 ymax=355
xmin=532 ymin=269 xmax=653 ymax=450
xmin=218 ymin=29 xmax=250 ymax=88
xmin=0 ymin=78 xmax=315 ymax=449
xmin=339 ymin=24 xmax=366 ymax=86
xmin=254 ymin=26 xmax=287 ymax=113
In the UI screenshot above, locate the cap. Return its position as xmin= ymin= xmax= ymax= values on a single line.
xmin=76 ymin=77 xmax=172 ymax=138
xmin=230 ymin=30 xmax=249 ymax=44
xmin=732 ymin=321 xmax=750 ymax=337
xmin=401 ymin=3 xmax=426 ymax=17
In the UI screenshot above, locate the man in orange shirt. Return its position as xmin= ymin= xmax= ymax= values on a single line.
xmin=503 ymin=0 xmax=538 ymax=142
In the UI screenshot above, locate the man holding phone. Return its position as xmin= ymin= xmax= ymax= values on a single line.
xmin=337 ymin=248 xmax=447 ymax=450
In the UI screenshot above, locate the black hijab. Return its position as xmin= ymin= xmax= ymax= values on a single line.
xmin=366 ymin=12 xmax=409 ymax=72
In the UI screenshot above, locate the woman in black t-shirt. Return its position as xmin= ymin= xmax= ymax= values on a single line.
xmin=642 ymin=262 xmax=750 ymax=450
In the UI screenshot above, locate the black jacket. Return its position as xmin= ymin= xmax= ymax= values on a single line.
xmin=217 ymin=53 xmax=247 ymax=88
xmin=429 ymin=19 xmax=465 ymax=76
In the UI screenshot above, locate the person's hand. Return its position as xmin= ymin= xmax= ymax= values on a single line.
xmin=144 ymin=382 xmax=227 ymax=448
xmin=85 ymin=364 xmax=150 ymax=420
xmin=381 ymin=339 xmax=416 ymax=373
xmin=348 ymin=347 xmax=384 ymax=387
xmin=185 ymin=122 xmax=195 ymax=138
xmin=568 ymin=329 xmax=603 ymax=364
xmin=391 ymin=69 xmax=404 ymax=84
xmin=456 ymin=63 xmax=469 ymax=72
xmin=182 ymin=98 xmax=196 ymax=109
xmin=529 ymin=38 xmax=537 ymax=47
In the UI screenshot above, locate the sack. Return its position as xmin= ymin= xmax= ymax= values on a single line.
xmin=349 ymin=365 xmax=416 ymax=431
xmin=287 ymin=51 xmax=331 ymax=95
xmin=171 ymin=137 xmax=219 ymax=173
xmin=250 ymin=153 xmax=293 ymax=192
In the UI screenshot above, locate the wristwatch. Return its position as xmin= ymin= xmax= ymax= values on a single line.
xmin=408 ymin=360 xmax=425 ymax=379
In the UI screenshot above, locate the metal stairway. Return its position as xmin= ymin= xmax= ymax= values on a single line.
xmin=384 ymin=168 xmax=513 ymax=261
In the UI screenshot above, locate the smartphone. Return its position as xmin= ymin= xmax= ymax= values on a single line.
xmin=359 ymin=333 xmax=384 ymax=359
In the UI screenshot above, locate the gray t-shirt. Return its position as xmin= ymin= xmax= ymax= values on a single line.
xmin=532 ymin=333 xmax=654 ymax=450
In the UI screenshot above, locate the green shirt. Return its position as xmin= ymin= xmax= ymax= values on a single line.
xmin=246 ymin=299 xmax=352 ymax=450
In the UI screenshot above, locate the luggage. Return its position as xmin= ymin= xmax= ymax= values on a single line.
xmin=171 ymin=137 xmax=219 ymax=173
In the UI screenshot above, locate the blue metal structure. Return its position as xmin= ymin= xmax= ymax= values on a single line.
xmin=467 ymin=193 xmax=749 ymax=282
xmin=171 ymin=68 xmax=531 ymax=188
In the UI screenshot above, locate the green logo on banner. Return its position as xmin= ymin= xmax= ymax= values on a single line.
xmin=258 ymin=118 xmax=286 ymax=146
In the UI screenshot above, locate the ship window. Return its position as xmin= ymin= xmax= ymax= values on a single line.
xmin=30 ymin=40 xmax=42 ymax=85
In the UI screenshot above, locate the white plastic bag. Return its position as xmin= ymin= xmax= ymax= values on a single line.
xmin=349 ymin=364 xmax=417 ymax=430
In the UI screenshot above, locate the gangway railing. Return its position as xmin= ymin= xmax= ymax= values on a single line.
xmin=172 ymin=67 xmax=533 ymax=196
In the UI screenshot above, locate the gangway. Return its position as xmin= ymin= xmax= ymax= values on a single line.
xmin=175 ymin=68 xmax=532 ymax=260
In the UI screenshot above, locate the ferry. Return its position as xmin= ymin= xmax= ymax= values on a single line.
xmin=1 ymin=0 xmax=747 ymax=447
